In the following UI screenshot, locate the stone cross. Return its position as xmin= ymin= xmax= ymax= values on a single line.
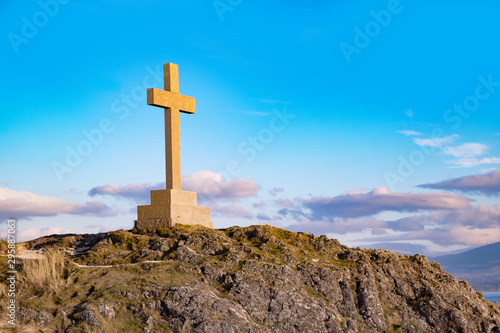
xmin=147 ymin=63 xmax=195 ymax=190
xmin=135 ymin=63 xmax=212 ymax=229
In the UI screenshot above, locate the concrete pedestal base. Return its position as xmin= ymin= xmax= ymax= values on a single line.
xmin=135 ymin=189 xmax=213 ymax=229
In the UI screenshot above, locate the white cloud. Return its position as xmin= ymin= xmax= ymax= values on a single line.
xmin=0 ymin=187 xmax=113 ymax=221
xmin=408 ymin=134 xmax=497 ymax=168
xmin=446 ymin=157 xmax=500 ymax=168
xmin=398 ymin=130 xmax=422 ymax=136
xmin=443 ymin=143 xmax=488 ymax=157
xmin=84 ymin=224 xmax=115 ymax=232
xmin=0 ymin=227 xmax=75 ymax=242
xmin=480 ymin=168 xmax=497 ymax=174
xmin=413 ymin=134 xmax=459 ymax=148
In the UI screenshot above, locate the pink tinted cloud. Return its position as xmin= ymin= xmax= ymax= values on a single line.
xmin=393 ymin=204 xmax=500 ymax=230
xmin=84 ymin=224 xmax=116 ymax=232
xmin=446 ymin=157 xmax=500 ymax=168
xmin=269 ymin=187 xmax=284 ymax=196
xmin=89 ymin=182 xmax=159 ymax=202
xmin=287 ymin=217 xmax=388 ymax=235
xmin=356 ymin=203 xmax=500 ymax=247
xmin=182 ymin=170 xmax=260 ymax=202
xmin=89 ymin=171 xmax=260 ymax=204
xmin=252 ymin=201 xmax=267 ymax=208
xmin=281 ymin=185 xmax=500 ymax=250
xmin=286 ymin=202 xmax=500 ymax=247
xmin=11 ymin=227 xmax=75 ymax=242
xmin=419 ymin=169 xmax=500 ymax=195
xmin=274 ymin=198 xmax=294 ymax=208
xmin=298 ymin=187 xmax=472 ymax=219
xmin=366 ymin=225 xmax=500 ymax=248
xmin=444 ymin=226 xmax=500 ymax=246
xmin=211 ymin=205 xmax=253 ymax=218
xmin=0 ymin=187 xmax=113 ymax=221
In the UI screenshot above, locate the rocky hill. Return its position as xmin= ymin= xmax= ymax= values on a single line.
xmin=1 ymin=224 xmax=500 ymax=332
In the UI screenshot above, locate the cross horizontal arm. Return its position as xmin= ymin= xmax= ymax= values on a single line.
xmin=147 ymin=88 xmax=196 ymax=114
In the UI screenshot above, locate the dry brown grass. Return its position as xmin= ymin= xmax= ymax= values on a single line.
xmin=0 ymin=281 xmax=6 ymax=299
xmin=0 ymin=238 xmax=7 ymax=255
xmin=0 ymin=272 xmax=9 ymax=328
xmin=0 ymin=239 xmax=26 ymax=255
xmin=16 ymin=242 xmax=27 ymax=255
xmin=0 ymin=319 xmax=40 ymax=333
xmin=18 ymin=248 xmax=73 ymax=294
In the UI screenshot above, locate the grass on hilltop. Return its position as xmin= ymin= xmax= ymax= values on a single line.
xmin=18 ymin=248 xmax=77 ymax=295
xmin=0 ymin=238 xmax=8 ymax=255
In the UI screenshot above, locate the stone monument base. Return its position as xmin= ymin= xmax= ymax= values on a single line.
xmin=135 ymin=189 xmax=213 ymax=229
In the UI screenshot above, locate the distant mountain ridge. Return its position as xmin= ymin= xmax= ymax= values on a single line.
xmin=432 ymin=242 xmax=500 ymax=291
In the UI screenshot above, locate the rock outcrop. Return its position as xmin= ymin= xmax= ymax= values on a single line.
xmin=5 ymin=225 xmax=500 ymax=332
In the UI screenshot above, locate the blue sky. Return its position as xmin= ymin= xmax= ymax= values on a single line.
xmin=1 ymin=0 xmax=500 ymax=256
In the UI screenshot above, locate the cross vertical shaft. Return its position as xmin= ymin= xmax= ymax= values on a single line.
xmin=146 ymin=63 xmax=196 ymax=191
xmin=164 ymin=63 xmax=179 ymax=93
xmin=165 ymin=106 xmax=181 ymax=190
xmin=164 ymin=63 xmax=180 ymax=190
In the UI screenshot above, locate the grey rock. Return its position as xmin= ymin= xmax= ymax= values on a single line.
xmin=176 ymin=244 xmax=204 ymax=264
xmin=97 ymin=304 xmax=115 ymax=319
xmin=144 ymin=315 xmax=155 ymax=333
xmin=81 ymin=307 xmax=102 ymax=331
xmin=163 ymin=285 xmax=263 ymax=333
xmin=35 ymin=311 xmax=54 ymax=327
xmin=151 ymin=238 xmax=171 ymax=251
xmin=356 ymin=266 xmax=387 ymax=331
xmin=121 ymin=290 xmax=139 ymax=298
xmin=18 ymin=307 xmax=37 ymax=322
xmin=18 ymin=307 xmax=54 ymax=327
